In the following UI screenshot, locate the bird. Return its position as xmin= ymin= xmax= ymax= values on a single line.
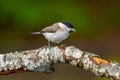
xmin=30 ymin=22 xmax=76 ymax=50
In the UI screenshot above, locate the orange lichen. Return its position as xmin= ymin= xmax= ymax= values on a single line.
xmin=92 ymin=57 xmax=110 ymax=65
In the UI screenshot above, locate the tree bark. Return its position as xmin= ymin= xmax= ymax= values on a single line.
xmin=0 ymin=46 xmax=120 ymax=80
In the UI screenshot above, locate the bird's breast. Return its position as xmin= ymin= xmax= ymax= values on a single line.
xmin=42 ymin=31 xmax=70 ymax=43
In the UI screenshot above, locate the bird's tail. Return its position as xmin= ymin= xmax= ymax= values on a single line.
xmin=29 ymin=32 xmax=41 ymax=34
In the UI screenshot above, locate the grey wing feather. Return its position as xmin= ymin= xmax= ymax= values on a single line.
xmin=41 ymin=23 xmax=60 ymax=33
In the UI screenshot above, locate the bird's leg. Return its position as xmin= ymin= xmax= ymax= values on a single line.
xmin=57 ymin=43 xmax=66 ymax=49
xmin=48 ymin=40 xmax=51 ymax=52
xmin=53 ymin=43 xmax=66 ymax=47
xmin=60 ymin=43 xmax=66 ymax=47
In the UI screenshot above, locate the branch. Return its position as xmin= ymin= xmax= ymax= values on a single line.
xmin=0 ymin=46 xmax=120 ymax=80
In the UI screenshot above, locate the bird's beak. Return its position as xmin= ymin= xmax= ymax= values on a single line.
xmin=71 ymin=28 xmax=76 ymax=32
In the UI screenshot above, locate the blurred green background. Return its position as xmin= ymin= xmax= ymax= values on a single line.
xmin=0 ymin=0 xmax=120 ymax=80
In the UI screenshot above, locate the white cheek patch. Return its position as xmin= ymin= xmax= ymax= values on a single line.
xmin=58 ymin=22 xmax=66 ymax=29
xmin=58 ymin=22 xmax=71 ymax=32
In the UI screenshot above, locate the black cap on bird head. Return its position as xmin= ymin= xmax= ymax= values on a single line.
xmin=61 ymin=22 xmax=74 ymax=28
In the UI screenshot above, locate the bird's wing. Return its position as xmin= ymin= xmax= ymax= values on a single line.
xmin=41 ymin=23 xmax=60 ymax=33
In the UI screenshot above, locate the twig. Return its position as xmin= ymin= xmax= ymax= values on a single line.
xmin=0 ymin=46 xmax=120 ymax=80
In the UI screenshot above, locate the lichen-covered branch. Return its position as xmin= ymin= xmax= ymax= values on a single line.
xmin=0 ymin=46 xmax=120 ymax=80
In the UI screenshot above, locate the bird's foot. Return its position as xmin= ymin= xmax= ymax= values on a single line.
xmin=58 ymin=44 xmax=66 ymax=50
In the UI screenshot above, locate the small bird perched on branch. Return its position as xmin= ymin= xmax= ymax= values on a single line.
xmin=30 ymin=22 xmax=76 ymax=50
